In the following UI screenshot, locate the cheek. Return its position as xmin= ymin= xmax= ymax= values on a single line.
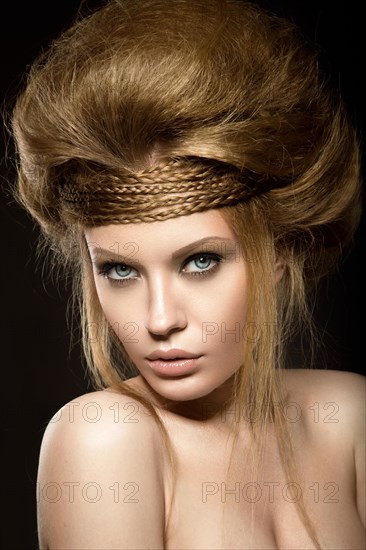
xmin=94 ymin=284 xmax=144 ymax=344
xmin=94 ymin=287 xmax=117 ymax=324
xmin=199 ymin=278 xmax=248 ymax=351
xmin=201 ymin=269 xmax=248 ymax=321
xmin=98 ymin=300 xmax=145 ymax=361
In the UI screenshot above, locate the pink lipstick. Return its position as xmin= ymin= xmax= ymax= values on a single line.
xmin=146 ymin=349 xmax=201 ymax=377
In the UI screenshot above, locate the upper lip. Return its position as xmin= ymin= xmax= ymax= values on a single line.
xmin=146 ymin=349 xmax=201 ymax=361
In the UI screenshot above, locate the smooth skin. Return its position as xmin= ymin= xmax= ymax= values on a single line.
xmin=37 ymin=210 xmax=365 ymax=549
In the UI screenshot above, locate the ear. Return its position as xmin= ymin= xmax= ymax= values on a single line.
xmin=274 ymin=256 xmax=285 ymax=283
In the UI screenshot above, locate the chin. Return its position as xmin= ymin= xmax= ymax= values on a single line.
xmin=144 ymin=373 xmax=228 ymax=405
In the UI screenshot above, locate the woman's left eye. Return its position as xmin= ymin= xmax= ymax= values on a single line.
xmin=182 ymin=253 xmax=222 ymax=275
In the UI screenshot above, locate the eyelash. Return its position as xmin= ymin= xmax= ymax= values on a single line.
xmin=96 ymin=252 xmax=223 ymax=286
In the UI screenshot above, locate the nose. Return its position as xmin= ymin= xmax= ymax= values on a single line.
xmin=145 ymin=275 xmax=187 ymax=337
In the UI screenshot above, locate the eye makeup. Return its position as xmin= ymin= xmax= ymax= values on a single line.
xmin=96 ymin=251 xmax=223 ymax=286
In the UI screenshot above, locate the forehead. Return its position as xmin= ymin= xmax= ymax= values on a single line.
xmin=84 ymin=209 xmax=238 ymax=255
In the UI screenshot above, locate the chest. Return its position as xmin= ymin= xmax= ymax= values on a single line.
xmin=162 ymin=420 xmax=364 ymax=549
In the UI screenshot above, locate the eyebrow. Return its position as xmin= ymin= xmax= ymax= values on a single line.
xmin=171 ymin=237 xmax=237 ymax=260
xmin=87 ymin=236 xmax=237 ymax=264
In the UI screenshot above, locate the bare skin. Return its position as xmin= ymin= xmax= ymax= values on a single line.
xmin=37 ymin=211 xmax=365 ymax=549
xmin=37 ymin=369 xmax=365 ymax=549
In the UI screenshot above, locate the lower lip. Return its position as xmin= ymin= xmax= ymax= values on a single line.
xmin=146 ymin=357 xmax=200 ymax=377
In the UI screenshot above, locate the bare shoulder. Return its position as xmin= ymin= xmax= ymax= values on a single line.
xmin=37 ymin=389 xmax=166 ymax=549
xmin=283 ymin=366 xmax=365 ymax=389
xmin=42 ymin=387 xmax=161 ymax=440
xmin=282 ymin=368 xmax=365 ymax=417
xmin=282 ymin=368 xmax=365 ymax=526
xmin=281 ymin=368 xmax=365 ymax=434
xmin=40 ymin=389 xmax=165 ymax=469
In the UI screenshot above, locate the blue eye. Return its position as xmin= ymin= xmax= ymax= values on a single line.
xmin=194 ymin=256 xmax=212 ymax=269
xmin=113 ymin=264 xmax=134 ymax=278
xmin=98 ymin=262 xmax=138 ymax=284
xmin=182 ymin=253 xmax=222 ymax=275
xmin=97 ymin=252 xmax=222 ymax=285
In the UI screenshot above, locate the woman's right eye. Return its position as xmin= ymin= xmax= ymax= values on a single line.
xmin=97 ymin=262 xmax=139 ymax=284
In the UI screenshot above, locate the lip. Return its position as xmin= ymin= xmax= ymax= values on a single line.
xmin=146 ymin=349 xmax=202 ymax=377
xmin=146 ymin=349 xmax=201 ymax=361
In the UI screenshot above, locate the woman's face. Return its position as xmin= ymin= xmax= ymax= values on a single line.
xmin=85 ymin=210 xmax=249 ymax=404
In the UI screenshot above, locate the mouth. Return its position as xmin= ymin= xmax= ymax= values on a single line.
xmin=145 ymin=349 xmax=202 ymax=377
xmin=146 ymin=349 xmax=201 ymax=361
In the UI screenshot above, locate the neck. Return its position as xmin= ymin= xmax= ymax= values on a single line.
xmin=126 ymin=373 xmax=241 ymax=426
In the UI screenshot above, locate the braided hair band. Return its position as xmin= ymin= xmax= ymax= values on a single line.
xmin=58 ymin=157 xmax=279 ymax=225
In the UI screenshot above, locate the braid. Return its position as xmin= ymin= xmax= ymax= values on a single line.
xmin=58 ymin=158 xmax=281 ymax=224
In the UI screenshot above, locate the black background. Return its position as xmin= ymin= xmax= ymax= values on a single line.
xmin=1 ymin=1 xmax=364 ymax=548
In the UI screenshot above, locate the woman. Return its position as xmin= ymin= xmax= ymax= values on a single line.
xmin=11 ymin=0 xmax=364 ymax=548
